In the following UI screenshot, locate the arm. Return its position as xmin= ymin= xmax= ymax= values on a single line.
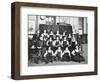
xmin=75 ymin=41 xmax=77 ymax=45
xmin=44 ymin=51 xmax=48 ymax=57
xmin=46 ymin=41 xmax=49 ymax=46
xmin=72 ymin=50 xmax=75 ymax=56
xmin=47 ymin=34 xmax=49 ymax=38
xmin=54 ymin=50 xmax=57 ymax=56
xmin=67 ymin=41 xmax=69 ymax=45
xmin=53 ymin=41 xmax=56 ymax=46
xmin=61 ymin=41 xmax=63 ymax=46
xmin=58 ymin=41 xmax=60 ymax=46
xmin=61 ymin=51 xmax=65 ymax=58
xmin=52 ymin=51 xmax=54 ymax=56
xmin=60 ymin=51 xmax=63 ymax=58
xmin=40 ymin=36 xmax=43 ymax=40
xmin=68 ymin=51 xmax=71 ymax=56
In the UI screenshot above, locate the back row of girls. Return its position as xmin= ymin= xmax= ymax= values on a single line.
xmin=32 ymin=30 xmax=77 ymax=51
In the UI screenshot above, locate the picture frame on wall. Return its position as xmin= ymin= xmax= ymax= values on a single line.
xmin=11 ymin=2 xmax=98 ymax=80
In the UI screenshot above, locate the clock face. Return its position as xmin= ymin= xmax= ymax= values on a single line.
xmin=40 ymin=16 xmax=46 ymax=20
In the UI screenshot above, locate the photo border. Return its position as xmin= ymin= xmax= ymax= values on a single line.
xmin=11 ymin=2 xmax=98 ymax=80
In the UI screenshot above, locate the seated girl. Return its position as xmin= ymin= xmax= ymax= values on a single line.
xmin=61 ymin=37 xmax=69 ymax=51
xmin=62 ymin=47 xmax=71 ymax=61
xmin=62 ymin=31 xmax=67 ymax=39
xmin=41 ymin=30 xmax=49 ymax=41
xmin=46 ymin=37 xmax=53 ymax=47
xmin=49 ymin=31 xmax=54 ymax=40
xmin=67 ymin=34 xmax=72 ymax=45
xmin=70 ymin=36 xmax=78 ymax=52
xmin=36 ymin=30 xmax=41 ymax=40
xmin=59 ymin=34 xmax=63 ymax=41
xmin=53 ymin=37 xmax=61 ymax=51
xmin=71 ymin=46 xmax=85 ymax=63
xmin=54 ymin=47 xmax=62 ymax=61
xmin=56 ymin=30 xmax=60 ymax=38
xmin=44 ymin=47 xmax=54 ymax=64
xmin=40 ymin=34 xmax=46 ymax=47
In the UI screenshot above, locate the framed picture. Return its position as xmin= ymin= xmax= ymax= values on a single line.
xmin=11 ymin=2 xmax=98 ymax=80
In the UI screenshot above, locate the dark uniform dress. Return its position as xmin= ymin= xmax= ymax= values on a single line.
xmin=45 ymin=51 xmax=53 ymax=64
xmin=62 ymin=52 xmax=70 ymax=61
xmin=36 ymin=33 xmax=41 ymax=40
xmin=54 ymin=41 xmax=60 ymax=51
xmin=62 ymin=35 xmax=67 ymax=40
xmin=55 ymin=41 xmax=60 ymax=47
xmin=62 ymin=35 xmax=65 ymax=39
xmin=41 ymin=47 xmax=46 ymax=62
xmin=32 ymin=39 xmax=39 ymax=48
xmin=49 ymin=34 xmax=54 ymax=40
xmin=68 ymin=37 xmax=71 ymax=45
xmin=30 ymin=47 xmax=40 ymax=64
xmin=47 ymin=41 xmax=54 ymax=51
xmin=48 ymin=41 xmax=53 ymax=47
xmin=59 ymin=37 xmax=63 ymax=42
xmin=42 ymin=33 xmax=48 ymax=41
xmin=62 ymin=41 xmax=68 ymax=51
xmin=72 ymin=52 xmax=85 ymax=63
xmin=71 ymin=41 xmax=76 ymax=51
xmin=43 ymin=34 xmax=48 ymax=47
xmin=56 ymin=51 xmax=61 ymax=61
xmin=56 ymin=34 xmax=60 ymax=38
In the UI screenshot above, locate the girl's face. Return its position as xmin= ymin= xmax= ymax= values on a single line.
xmin=58 ymin=47 xmax=61 ymax=50
xmin=76 ymin=46 xmax=78 ymax=50
xmin=66 ymin=47 xmax=68 ymax=50
xmin=44 ymin=30 xmax=46 ymax=33
xmin=60 ymin=35 xmax=62 ymax=39
xmin=37 ymin=30 xmax=40 ymax=33
xmin=63 ymin=32 xmax=65 ymax=35
xmin=69 ymin=34 xmax=71 ymax=38
xmin=50 ymin=31 xmax=53 ymax=34
xmin=64 ymin=37 xmax=66 ymax=40
xmin=48 ymin=47 xmax=51 ymax=50
xmin=72 ymin=37 xmax=75 ymax=41
xmin=57 ymin=31 xmax=59 ymax=34
xmin=50 ymin=38 xmax=52 ymax=41
xmin=57 ymin=37 xmax=59 ymax=40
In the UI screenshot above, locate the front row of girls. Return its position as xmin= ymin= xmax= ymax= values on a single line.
xmin=43 ymin=46 xmax=85 ymax=64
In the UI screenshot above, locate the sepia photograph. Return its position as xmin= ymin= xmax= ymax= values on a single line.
xmin=28 ymin=15 xmax=88 ymax=66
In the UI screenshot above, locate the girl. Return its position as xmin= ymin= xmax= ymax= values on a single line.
xmin=53 ymin=37 xmax=61 ymax=51
xmin=71 ymin=36 xmax=78 ymax=51
xmin=59 ymin=34 xmax=63 ymax=42
xmin=61 ymin=37 xmax=69 ymax=51
xmin=56 ymin=30 xmax=60 ymax=38
xmin=44 ymin=47 xmax=53 ymax=64
xmin=36 ymin=30 xmax=41 ymax=40
xmin=71 ymin=46 xmax=85 ymax=63
xmin=62 ymin=47 xmax=71 ymax=61
xmin=67 ymin=34 xmax=72 ymax=45
xmin=54 ymin=47 xmax=62 ymax=61
xmin=41 ymin=30 xmax=49 ymax=41
xmin=62 ymin=31 xmax=67 ymax=39
xmin=46 ymin=37 xmax=53 ymax=48
xmin=49 ymin=31 xmax=54 ymax=40
xmin=41 ymin=30 xmax=49 ymax=47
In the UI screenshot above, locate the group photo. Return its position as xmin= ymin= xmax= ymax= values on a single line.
xmin=11 ymin=2 xmax=97 ymax=79
xmin=28 ymin=15 xmax=88 ymax=66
